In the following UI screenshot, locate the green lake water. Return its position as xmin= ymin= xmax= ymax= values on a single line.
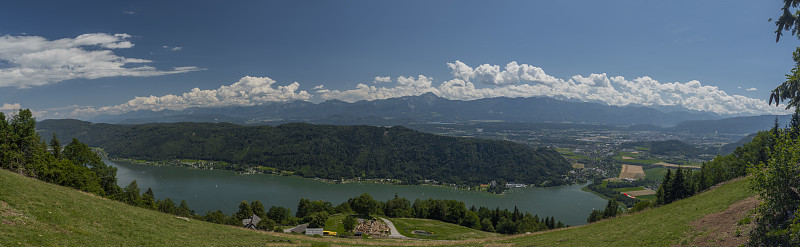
xmin=108 ymin=159 xmax=607 ymax=226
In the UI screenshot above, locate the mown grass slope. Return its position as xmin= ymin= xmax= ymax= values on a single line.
xmin=497 ymin=177 xmax=754 ymax=246
xmin=390 ymin=218 xmax=500 ymax=240
xmin=0 ymin=168 xmax=754 ymax=246
xmin=0 ymin=169 xmax=302 ymax=246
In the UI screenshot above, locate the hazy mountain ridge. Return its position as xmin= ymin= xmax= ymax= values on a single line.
xmin=90 ymin=93 xmax=722 ymax=127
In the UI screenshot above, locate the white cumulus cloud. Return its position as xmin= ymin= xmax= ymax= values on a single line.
xmin=373 ymin=76 xmax=391 ymax=84
xmin=162 ymin=45 xmax=183 ymax=51
xmin=72 ymin=76 xmax=311 ymax=116
xmin=0 ymin=33 xmax=202 ymax=88
xmin=1 ymin=103 xmax=46 ymax=118
xmin=746 ymin=87 xmax=757 ymax=91
xmin=316 ymin=75 xmax=439 ymax=102
xmin=0 ymin=103 xmax=22 ymax=111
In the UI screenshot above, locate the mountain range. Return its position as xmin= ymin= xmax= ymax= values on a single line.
xmin=86 ymin=93 xmax=789 ymax=134
xmin=90 ymin=93 xmax=721 ymax=126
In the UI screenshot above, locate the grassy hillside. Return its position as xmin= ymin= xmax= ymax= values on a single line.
xmin=0 ymin=169 xmax=299 ymax=246
xmin=0 ymin=168 xmax=754 ymax=246
xmin=496 ymin=178 xmax=754 ymax=246
xmin=390 ymin=218 xmax=500 ymax=240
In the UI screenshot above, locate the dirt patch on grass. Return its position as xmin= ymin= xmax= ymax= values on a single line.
xmin=1 ymin=200 xmax=22 ymax=217
xmin=625 ymin=189 xmax=656 ymax=196
xmin=621 ymin=156 xmax=635 ymax=160
xmin=619 ymin=164 xmax=645 ymax=180
xmin=688 ymin=195 xmax=758 ymax=247
xmin=571 ymin=163 xmax=585 ymax=169
xmin=1 ymin=200 xmax=26 ymax=226
xmin=2 ymin=219 xmax=16 ymax=226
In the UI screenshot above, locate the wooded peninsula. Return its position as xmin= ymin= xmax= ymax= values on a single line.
xmin=37 ymin=119 xmax=571 ymax=187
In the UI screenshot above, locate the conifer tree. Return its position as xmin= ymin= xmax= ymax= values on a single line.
xmin=142 ymin=187 xmax=156 ymax=210
xmin=657 ymin=169 xmax=672 ymax=205
xmin=49 ymin=133 xmax=60 ymax=160
xmin=178 ymin=200 xmax=192 ymax=217
xmin=123 ymin=180 xmax=141 ymax=206
xmin=296 ymin=198 xmax=311 ymax=218
xmin=158 ymin=198 xmax=176 ymax=214
xmin=671 ymin=166 xmax=686 ymax=201
xmin=602 ymin=199 xmax=619 ymax=219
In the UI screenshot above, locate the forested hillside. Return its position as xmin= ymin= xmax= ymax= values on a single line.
xmin=37 ymin=119 xmax=570 ymax=186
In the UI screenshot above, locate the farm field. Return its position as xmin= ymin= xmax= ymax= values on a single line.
xmin=626 ymin=189 xmax=656 ymax=197
xmin=557 ymin=149 xmax=591 ymax=161
xmin=613 ymin=186 xmax=646 ymax=192
xmin=644 ymin=167 xmax=669 ymax=181
xmin=614 ymin=155 xmax=662 ymax=165
xmin=619 ymin=164 xmax=645 ymax=180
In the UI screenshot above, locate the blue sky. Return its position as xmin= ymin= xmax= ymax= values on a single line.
xmin=0 ymin=0 xmax=797 ymax=119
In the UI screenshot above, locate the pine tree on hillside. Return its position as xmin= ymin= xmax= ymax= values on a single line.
xmin=142 ymin=187 xmax=156 ymax=210
xmin=671 ymin=167 xmax=686 ymax=201
xmin=602 ymin=199 xmax=620 ymax=219
xmin=657 ymin=169 xmax=673 ymax=205
xmin=50 ymin=133 xmax=61 ymax=160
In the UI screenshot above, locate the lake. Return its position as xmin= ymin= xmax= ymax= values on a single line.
xmin=108 ymin=159 xmax=607 ymax=226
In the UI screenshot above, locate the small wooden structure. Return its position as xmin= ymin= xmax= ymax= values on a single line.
xmin=242 ymin=214 xmax=261 ymax=230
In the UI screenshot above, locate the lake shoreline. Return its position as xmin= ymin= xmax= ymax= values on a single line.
xmin=106 ymin=158 xmax=606 ymax=226
xmin=107 ymin=157 xmax=545 ymax=195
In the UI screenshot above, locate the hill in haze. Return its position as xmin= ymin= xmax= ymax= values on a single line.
xmin=37 ymin=119 xmax=571 ymax=186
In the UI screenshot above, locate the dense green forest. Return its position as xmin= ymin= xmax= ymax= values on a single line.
xmin=37 ymin=119 xmax=571 ymax=186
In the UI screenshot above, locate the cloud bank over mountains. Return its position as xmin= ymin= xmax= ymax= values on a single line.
xmin=47 ymin=61 xmax=786 ymax=118
xmin=315 ymin=61 xmax=786 ymax=116
xmin=62 ymin=60 xmax=786 ymax=119
xmin=0 ymin=33 xmax=201 ymax=88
